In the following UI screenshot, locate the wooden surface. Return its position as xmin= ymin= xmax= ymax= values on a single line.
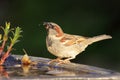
xmin=5 ymin=55 xmax=120 ymax=80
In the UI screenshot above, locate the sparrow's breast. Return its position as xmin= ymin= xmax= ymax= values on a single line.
xmin=46 ymin=36 xmax=62 ymax=56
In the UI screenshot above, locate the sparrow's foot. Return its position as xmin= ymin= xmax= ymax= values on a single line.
xmin=48 ymin=58 xmax=71 ymax=65
xmin=57 ymin=59 xmax=71 ymax=64
xmin=48 ymin=57 xmax=63 ymax=64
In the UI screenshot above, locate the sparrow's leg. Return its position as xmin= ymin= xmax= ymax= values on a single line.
xmin=57 ymin=57 xmax=75 ymax=64
xmin=48 ymin=57 xmax=63 ymax=64
xmin=62 ymin=57 xmax=74 ymax=64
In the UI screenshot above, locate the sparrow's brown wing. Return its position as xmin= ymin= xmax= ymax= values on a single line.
xmin=60 ymin=34 xmax=88 ymax=46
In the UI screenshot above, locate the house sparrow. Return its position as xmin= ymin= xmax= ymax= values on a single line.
xmin=43 ymin=22 xmax=112 ymax=64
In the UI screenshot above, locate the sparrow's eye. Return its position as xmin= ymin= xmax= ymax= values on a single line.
xmin=43 ymin=22 xmax=55 ymax=29
xmin=49 ymin=24 xmax=54 ymax=29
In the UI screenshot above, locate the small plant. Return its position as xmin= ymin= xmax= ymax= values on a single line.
xmin=21 ymin=49 xmax=31 ymax=65
xmin=0 ymin=22 xmax=22 ymax=65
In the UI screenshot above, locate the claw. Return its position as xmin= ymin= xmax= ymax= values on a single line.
xmin=48 ymin=58 xmax=71 ymax=65
xmin=48 ymin=58 xmax=62 ymax=64
xmin=57 ymin=59 xmax=71 ymax=64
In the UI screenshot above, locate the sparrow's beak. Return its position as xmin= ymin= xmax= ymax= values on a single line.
xmin=43 ymin=22 xmax=54 ymax=30
xmin=43 ymin=22 xmax=49 ymax=26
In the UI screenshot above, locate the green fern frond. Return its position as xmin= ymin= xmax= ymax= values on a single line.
xmin=10 ymin=27 xmax=22 ymax=46
xmin=1 ymin=22 xmax=12 ymax=41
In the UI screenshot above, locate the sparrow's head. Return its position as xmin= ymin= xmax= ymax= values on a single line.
xmin=43 ymin=22 xmax=64 ymax=37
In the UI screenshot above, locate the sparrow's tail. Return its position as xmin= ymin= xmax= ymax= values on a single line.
xmin=85 ymin=34 xmax=112 ymax=45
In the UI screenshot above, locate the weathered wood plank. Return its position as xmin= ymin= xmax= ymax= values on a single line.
xmin=9 ymin=55 xmax=120 ymax=80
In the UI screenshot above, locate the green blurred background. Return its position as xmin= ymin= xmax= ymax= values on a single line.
xmin=0 ymin=0 xmax=120 ymax=71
